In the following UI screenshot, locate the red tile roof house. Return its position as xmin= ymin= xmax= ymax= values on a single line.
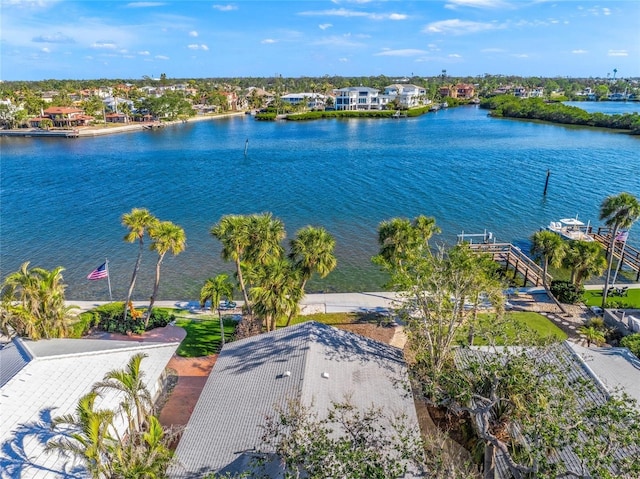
xmin=29 ymin=107 xmax=94 ymax=128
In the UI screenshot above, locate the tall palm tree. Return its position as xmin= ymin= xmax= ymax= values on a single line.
xmin=211 ymin=215 xmax=252 ymax=315
xmin=530 ymin=230 xmax=566 ymax=290
xmin=563 ymin=240 xmax=607 ymax=286
xmin=599 ymin=192 xmax=640 ymax=307
xmin=250 ymin=258 xmax=302 ymax=332
xmin=92 ymin=353 xmax=152 ymax=434
xmin=374 ymin=216 xmax=440 ymax=272
xmin=122 ymin=208 xmax=158 ymax=322
xmin=245 ymin=212 xmax=286 ymax=266
xmin=145 ymin=221 xmax=186 ymax=327
xmin=200 ymin=274 xmax=234 ymax=346
xmin=289 ymin=226 xmax=337 ymax=293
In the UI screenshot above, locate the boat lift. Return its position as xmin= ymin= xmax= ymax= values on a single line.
xmin=457 ymin=230 xmax=495 ymax=244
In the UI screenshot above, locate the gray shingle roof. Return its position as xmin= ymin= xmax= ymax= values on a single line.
xmin=169 ymin=321 xmax=417 ymax=478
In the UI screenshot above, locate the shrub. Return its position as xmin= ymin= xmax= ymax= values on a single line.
xmin=585 ymin=317 xmax=606 ymax=330
xmin=621 ymin=333 xmax=640 ymax=358
xmin=90 ymin=302 xmax=175 ymax=335
xmin=68 ymin=311 xmax=101 ymax=338
xmin=550 ymin=280 xmax=584 ymax=304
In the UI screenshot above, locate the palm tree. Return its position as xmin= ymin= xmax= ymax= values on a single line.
xmin=0 ymin=262 xmax=75 ymax=339
xmin=374 ymin=216 xmax=439 ymax=271
xmin=599 ymin=192 xmax=640 ymax=308
xmin=250 ymin=258 xmax=302 ymax=332
xmin=92 ymin=353 xmax=152 ymax=434
xmin=530 ymin=230 xmax=566 ymax=289
xmin=211 ymin=215 xmax=252 ymax=314
xmin=578 ymin=325 xmax=606 ymax=348
xmin=200 ymin=274 xmax=234 ymax=346
xmin=47 ymin=391 xmax=116 ymax=479
xmin=245 ymin=212 xmax=286 ymax=266
xmin=144 ymin=221 xmax=186 ymax=327
xmin=122 ymin=208 xmax=158 ymax=322
xmin=289 ymin=226 xmax=337 ymax=292
xmin=563 ymin=241 xmax=607 ymax=286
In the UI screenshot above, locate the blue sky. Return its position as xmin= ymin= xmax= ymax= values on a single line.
xmin=1 ymin=0 xmax=638 ymax=81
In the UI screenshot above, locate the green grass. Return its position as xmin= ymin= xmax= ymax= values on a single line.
xmin=174 ymin=316 xmax=237 ymax=357
xmin=460 ymin=312 xmax=568 ymax=346
xmin=582 ymin=288 xmax=640 ymax=309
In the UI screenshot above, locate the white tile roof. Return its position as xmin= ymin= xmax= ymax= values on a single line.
xmin=169 ymin=322 xmax=418 ymax=478
xmin=0 ymin=338 xmax=179 ymax=478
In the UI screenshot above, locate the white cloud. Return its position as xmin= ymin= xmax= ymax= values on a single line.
xmin=312 ymin=35 xmax=365 ymax=47
xmin=91 ymin=41 xmax=118 ymax=49
xmin=448 ymin=53 xmax=462 ymax=58
xmin=572 ymin=49 xmax=587 ymax=54
xmin=32 ymin=32 xmax=74 ymax=43
xmin=608 ymin=50 xmax=628 ymax=57
xmin=126 ymin=2 xmax=165 ymax=7
xmin=261 ymin=38 xmax=277 ymax=44
xmin=339 ymin=57 xmax=348 ymax=62
xmin=213 ymin=4 xmax=237 ymax=11
xmin=41 ymin=47 xmax=50 ymax=53
xmin=374 ymin=48 xmax=427 ymax=57
xmin=602 ymin=7 xmax=611 ymax=15
xmin=445 ymin=0 xmax=509 ymax=9
xmin=299 ymin=8 xmax=407 ymax=20
xmin=424 ymin=19 xmax=501 ymax=35
xmin=138 ymin=50 xmax=150 ymax=55
xmin=201 ymin=44 xmax=209 ymax=51
xmin=155 ymin=55 xmax=169 ymax=60
xmin=187 ymin=43 xmax=209 ymax=50
xmin=511 ymin=53 xmax=528 ymax=58
xmin=481 ymin=47 xmax=505 ymax=53
xmin=189 ymin=30 xmax=198 ymax=37
xmin=319 ymin=23 xmax=333 ymax=30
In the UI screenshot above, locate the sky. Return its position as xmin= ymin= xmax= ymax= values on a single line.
xmin=1 ymin=0 xmax=639 ymax=81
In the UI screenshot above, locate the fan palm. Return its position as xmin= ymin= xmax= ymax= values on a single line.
xmin=145 ymin=221 xmax=186 ymax=327
xmin=530 ymin=230 xmax=566 ymax=289
xmin=245 ymin=212 xmax=286 ymax=266
xmin=200 ymin=274 xmax=234 ymax=346
xmin=122 ymin=208 xmax=158 ymax=322
xmin=599 ymin=192 xmax=640 ymax=308
xmin=563 ymin=240 xmax=607 ymax=286
xmin=211 ymin=215 xmax=252 ymax=314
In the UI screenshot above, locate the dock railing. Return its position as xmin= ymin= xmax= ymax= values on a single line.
xmin=593 ymin=228 xmax=640 ymax=281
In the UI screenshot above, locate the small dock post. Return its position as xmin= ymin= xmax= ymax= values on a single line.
xmin=244 ymin=139 xmax=249 ymax=156
xmin=543 ymin=169 xmax=550 ymax=196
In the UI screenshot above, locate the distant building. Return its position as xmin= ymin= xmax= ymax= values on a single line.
xmin=439 ymin=83 xmax=475 ymax=100
xmin=382 ymin=84 xmax=429 ymax=108
xmin=29 ymin=107 xmax=93 ymax=128
xmin=280 ymin=92 xmax=327 ymax=109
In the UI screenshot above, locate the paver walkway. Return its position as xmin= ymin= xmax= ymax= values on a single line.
xmin=158 ymin=355 xmax=217 ymax=429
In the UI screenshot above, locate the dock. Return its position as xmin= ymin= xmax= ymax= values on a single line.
xmin=467 ymin=242 xmax=550 ymax=287
xmin=0 ymin=129 xmax=79 ymax=138
xmin=591 ymin=228 xmax=640 ymax=281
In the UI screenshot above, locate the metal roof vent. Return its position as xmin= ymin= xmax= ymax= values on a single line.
xmin=321 ymin=372 xmax=330 ymax=379
xmin=283 ymin=370 xmax=291 ymax=377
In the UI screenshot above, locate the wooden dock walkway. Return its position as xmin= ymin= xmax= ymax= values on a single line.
xmin=591 ymin=228 xmax=640 ymax=281
xmin=467 ymin=242 xmax=551 ymax=287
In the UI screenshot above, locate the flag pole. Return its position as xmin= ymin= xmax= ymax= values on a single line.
xmin=106 ymin=258 xmax=113 ymax=301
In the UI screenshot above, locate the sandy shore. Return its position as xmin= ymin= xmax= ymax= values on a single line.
xmin=0 ymin=111 xmax=247 ymax=138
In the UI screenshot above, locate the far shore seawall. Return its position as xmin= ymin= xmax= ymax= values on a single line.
xmin=0 ymin=111 xmax=247 ymax=138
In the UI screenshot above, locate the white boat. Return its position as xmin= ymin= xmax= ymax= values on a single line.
xmin=547 ymin=217 xmax=594 ymax=242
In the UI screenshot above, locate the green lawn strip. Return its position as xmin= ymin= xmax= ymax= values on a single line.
xmin=582 ymin=288 xmax=640 ymax=309
xmin=459 ymin=312 xmax=568 ymax=346
xmin=173 ymin=316 xmax=236 ymax=357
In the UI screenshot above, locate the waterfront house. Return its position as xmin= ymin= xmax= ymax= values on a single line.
xmin=28 ymin=107 xmax=93 ymax=128
xmin=334 ymin=86 xmax=381 ymax=110
xmin=0 ymin=336 xmax=180 ymax=478
xmin=438 ymin=83 xmax=475 ymax=100
xmin=280 ymin=92 xmax=326 ymax=109
xmin=383 ymin=84 xmax=429 ymax=108
xmin=168 ymin=322 xmax=421 ymax=478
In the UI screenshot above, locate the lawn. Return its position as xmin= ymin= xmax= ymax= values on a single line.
xmin=460 ymin=312 xmax=568 ymax=345
xmin=582 ymin=288 xmax=640 ymax=309
xmin=174 ymin=316 xmax=237 ymax=357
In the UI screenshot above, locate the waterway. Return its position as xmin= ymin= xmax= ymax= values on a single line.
xmin=1 ymin=104 xmax=639 ymax=299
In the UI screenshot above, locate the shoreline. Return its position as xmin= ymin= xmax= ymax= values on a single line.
xmin=0 ymin=111 xmax=247 ymax=138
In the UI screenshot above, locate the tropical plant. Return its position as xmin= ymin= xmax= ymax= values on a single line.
xmin=200 ymin=274 xmax=234 ymax=346
xmin=145 ymin=220 xmax=186 ymax=326
xmin=599 ymin=192 xmax=640 ymax=308
xmin=530 ymin=230 xmax=566 ymax=289
xmin=122 ymin=208 xmax=158 ymax=322
xmin=563 ymin=240 xmax=607 ymax=286
xmin=92 ymin=353 xmax=153 ymax=433
xmin=0 ymin=262 xmax=76 ymax=339
xmin=620 ymin=333 xmax=640 ymax=358
xmin=249 ymin=257 xmax=302 ymax=332
xmin=244 ymin=212 xmax=286 ymax=267
xmin=211 ymin=215 xmax=252 ymax=314
xmin=550 ymin=280 xmax=584 ymax=304
xmin=578 ymin=325 xmax=606 ymax=347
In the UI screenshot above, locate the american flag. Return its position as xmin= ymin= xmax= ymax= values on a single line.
xmin=87 ymin=262 xmax=108 ymax=280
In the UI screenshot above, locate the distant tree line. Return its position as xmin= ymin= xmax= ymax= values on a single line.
xmin=481 ymin=95 xmax=640 ymax=133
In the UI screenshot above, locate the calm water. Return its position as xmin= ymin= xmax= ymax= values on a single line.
xmin=564 ymin=101 xmax=639 ymax=115
xmin=1 ymin=106 xmax=639 ymax=300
